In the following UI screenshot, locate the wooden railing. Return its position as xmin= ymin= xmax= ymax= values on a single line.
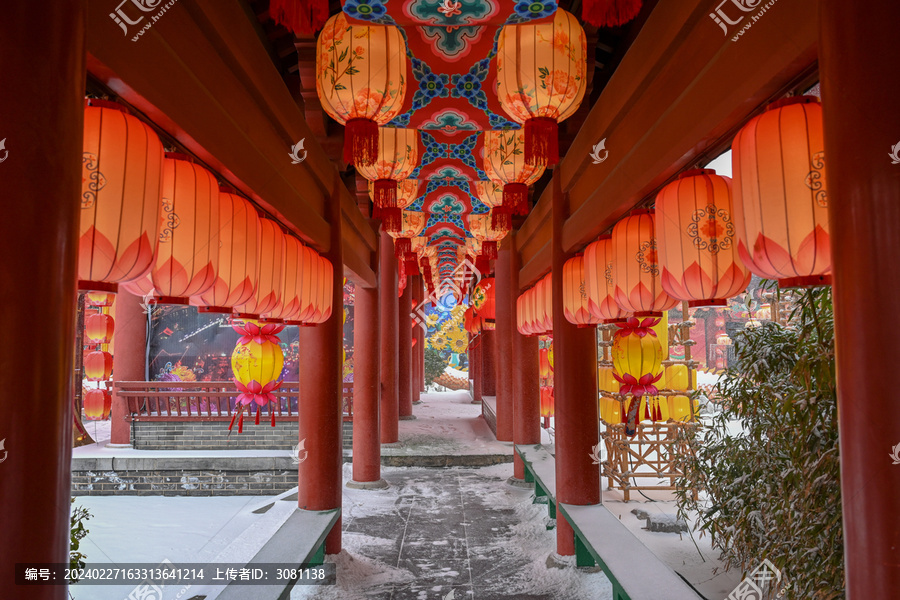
xmin=114 ymin=381 xmax=353 ymax=422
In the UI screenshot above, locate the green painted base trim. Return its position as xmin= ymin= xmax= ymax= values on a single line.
xmin=575 ymin=534 xmax=595 ymax=568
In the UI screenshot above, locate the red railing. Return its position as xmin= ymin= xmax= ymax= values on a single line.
xmin=115 ymin=381 xmax=353 ymax=422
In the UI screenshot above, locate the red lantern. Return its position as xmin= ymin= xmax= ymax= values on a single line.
xmin=611 ymin=210 xmax=678 ymax=316
xmin=539 ymin=348 xmax=552 ymax=380
xmin=194 ymin=188 xmax=260 ymax=312
xmin=85 ymin=292 xmax=116 ymax=307
xmin=584 ymin=235 xmax=628 ymax=323
xmin=264 ymin=235 xmax=304 ymax=322
xmin=236 ymin=219 xmax=284 ymax=318
xmin=85 ymin=313 xmax=115 ymax=344
xmin=655 ymin=169 xmax=752 ymax=307
xmin=79 ymin=100 xmax=164 ymax=292
xmin=731 ymin=96 xmax=831 ymax=288
xmin=83 ymin=388 xmax=112 ymax=421
xmin=563 ymin=255 xmax=601 ymax=327
xmin=152 ymin=153 xmax=220 ymax=303
xmin=84 ymin=351 xmax=114 ymax=381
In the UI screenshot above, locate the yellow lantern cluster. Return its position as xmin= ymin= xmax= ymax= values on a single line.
xmin=611 ymin=317 xmax=664 ymax=436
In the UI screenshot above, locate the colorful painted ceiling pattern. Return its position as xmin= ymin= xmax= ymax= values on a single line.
xmin=341 ymin=0 xmax=563 ymax=284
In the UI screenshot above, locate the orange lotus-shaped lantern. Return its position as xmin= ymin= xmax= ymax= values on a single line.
xmin=655 ymin=169 xmax=752 ymax=306
xmin=236 ymin=219 xmax=284 ymax=318
xmin=732 ymin=96 xmax=830 ymax=288
xmin=584 ymin=235 xmax=628 ymax=323
xmin=79 ymin=100 xmax=163 ymax=292
xmin=496 ymin=9 xmax=587 ymax=167
xmin=563 ymin=255 xmax=601 ymax=327
xmin=612 ymin=210 xmax=678 ymax=316
xmin=316 ymin=12 xmax=408 ymax=167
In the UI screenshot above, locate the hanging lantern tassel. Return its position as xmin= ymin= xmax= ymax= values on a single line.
xmin=269 ymin=0 xmax=329 ymax=36
xmin=344 ymin=118 xmax=380 ymax=167
xmin=524 ymin=118 xmax=559 ymax=167
xmin=582 ymin=0 xmax=643 ymax=28
xmin=382 ymin=207 xmax=402 ymax=234
xmin=503 ymin=182 xmax=529 ymax=216
xmin=374 ymin=178 xmax=398 ymax=209
xmin=490 ymin=206 xmax=512 ymax=232
xmin=482 ymin=241 xmax=498 ymax=261
xmin=394 ymin=237 xmax=411 ymax=258
xmin=271 ymin=406 xmax=276 ymax=427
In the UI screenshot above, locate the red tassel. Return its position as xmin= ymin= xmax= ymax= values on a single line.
xmin=482 ymin=241 xmax=498 ymax=261
xmin=503 ymin=182 xmax=529 ymax=216
xmin=524 ymin=117 xmax=559 ymax=167
xmin=374 ymin=179 xmax=398 ymax=210
xmin=228 ymin=406 xmax=240 ymax=432
xmin=268 ymin=0 xmax=329 ymax=36
xmin=475 ymin=255 xmax=490 ymax=276
xmin=395 ymin=237 xmax=411 ymax=258
xmin=255 ymin=406 xmax=260 ymax=425
xmin=382 ymin=206 xmax=402 ymax=233
xmin=344 ymin=118 xmax=379 ymax=167
xmin=490 ymin=207 xmax=512 ymax=233
xmin=583 ymin=0 xmax=643 ymax=28
xmin=238 ymin=411 xmax=244 ymax=434
xmin=271 ymin=407 xmax=276 ymax=427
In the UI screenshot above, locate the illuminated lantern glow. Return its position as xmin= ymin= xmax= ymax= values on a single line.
xmin=563 ymin=255 xmax=601 ymax=327
xmin=540 ymin=386 xmax=555 ymax=427
xmin=496 ymin=9 xmax=587 ymax=167
xmin=83 ymin=388 xmax=112 ymax=421
xmin=230 ymin=320 xmax=285 ymax=431
xmin=79 ymin=100 xmax=164 ymax=292
xmin=611 ymin=317 xmax=664 ymax=436
xmin=194 ymin=188 xmax=260 ymax=312
xmin=84 ymin=351 xmax=114 ymax=381
xmin=598 ymin=365 xmax=619 ymax=394
xmin=584 ymin=235 xmax=628 ymax=323
xmin=539 ymin=348 xmax=552 ymax=380
xmin=539 ymin=273 xmax=554 ymax=334
xmin=85 ymin=292 xmax=116 ymax=307
xmin=264 ymin=235 xmax=305 ymax=323
xmin=236 ymin=219 xmax=284 ymax=318
xmin=611 ymin=209 xmax=678 ymax=316
xmin=482 ymin=130 xmax=545 ymax=226
xmin=388 ymin=210 xmax=427 ymax=257
xmin=467 ymin=213 xmax=507 ymax=272
xmin=315 ymin=13 xmax=408 ymax=167
xmin=85 ymin=313 xmax=115 ymax=344
xmin=151 ymin=153 xmax=220 ymax=304
xmin=356 ymin=129 xmax=419 ymax=230
xmin=655 ymin=169 xmax=752 ymax=307
xmin=731 ymin=96 xmax=831 ymax=288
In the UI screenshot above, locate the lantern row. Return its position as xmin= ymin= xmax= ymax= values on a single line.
xmin=79 ymin=99 xmax=333 ymax=324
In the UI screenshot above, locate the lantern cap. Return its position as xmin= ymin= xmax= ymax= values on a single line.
xmin=165 ymin=152 xmax=194 ymax=162
xmin=628 ymin=208 xmax=654 ymax=217
xmin=766 ymin=95 xmax=820 ymax=111
xmin=678 ymin=168 xmax=716 ymax=179
xmin=85 ymin=98 xmax=130 ymax=113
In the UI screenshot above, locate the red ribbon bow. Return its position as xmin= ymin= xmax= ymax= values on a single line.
xmin=614 ymin=316 xmax=660 ymax=339
xmin=613 ymin=371 xmax=662 ymax=397
xmin=232 ymin=321 xmax=285 ymax=345
xmin=235 ymin=379 xmax=282 ymax=407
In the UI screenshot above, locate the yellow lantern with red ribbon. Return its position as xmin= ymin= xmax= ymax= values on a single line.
xmin=230 ymin=319 xmax=285 ymax=432
xmin=83 ymin=388 xmax=112 ymax=421
xmin=611 ymin=317 xmax=664 ymax=436
xmin=482 ymin=130 xmax=545 ymax=227
xmin=316 ymin=12 xmax=408 ymax=167
xmin=612 ymin=210 xmax=678 ymax=316
xmin=496 ymin=9 xmax=587 ymax=167
xmin=356 ymin=128 xmax=419 ymax=231
xmin=79 ymin=99 xmax=164 ymax=292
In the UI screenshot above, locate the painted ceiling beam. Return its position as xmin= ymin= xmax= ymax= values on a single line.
xmin=86 ymin=0 xmax=377 ymax=287
xmin=516 ymin=0 xmax=818 ymax=289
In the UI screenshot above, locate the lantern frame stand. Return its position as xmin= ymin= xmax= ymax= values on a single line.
xmin=598 ymin=304 xmax=701 ymax=502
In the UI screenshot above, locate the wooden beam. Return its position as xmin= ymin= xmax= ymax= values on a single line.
xmin=85 ymin=0 xmax=377 ymax=286
xmin=516 ymin=0 xmax=818 ymax=286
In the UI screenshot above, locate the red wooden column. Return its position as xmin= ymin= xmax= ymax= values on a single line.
xmin=399 ymin=278 xmax=414 ymax=419
xmin=481 ymin=329 xmax=497 ymax=397
xmin=551 ymin=177 xmax=600 ymax=556
xmin=820 ymin=2 xmax=900 ymax=596
xmin=297 ymin=177 xmax=344 ymax=552
xmin=109 ymin=290 xmax=147 ymax=446
xmin=0 ymin=2 xmax=85 ymax=596
xmin=472 ymin=334 xmax=483 ymax=403
xmin=510 ymin=244 xmax=541 ymax=482
xmin=348 ymin=282 xmax=387 ymax=489
xmin=379 ymin=230 xmax=400 ymax=443
xmin=494 ymin=243 xmax=516 ymax=440
xmin=412 ymin=276 xmax=424 ymax=402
